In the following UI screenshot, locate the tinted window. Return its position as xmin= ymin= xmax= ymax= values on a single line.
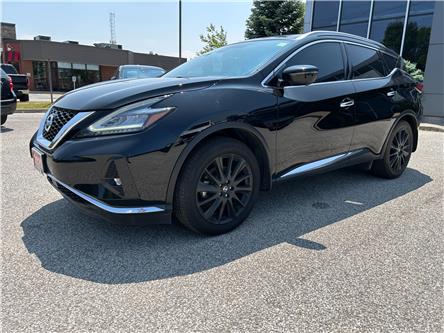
xmin=1 ymin=65 xmax=17 ymax=75
xmin=341 ymin=1 xmax=371 ymax=23
xmin=346 ymin=44 xmax=386 ymax=79
xmin=370 ymin=18 xmax=404 ymax=53
xmin=381 ymin=53 xmax=398 ymax=75
xmin=340 ymin=21 xmax=369 ymax=38
xmin=312 ymin=0 xmax=339 ymax=30
xmin=372 ymin=0 xmax=407 ymax=20
xmin=409 ymin=0 xmax=435 ymax=15
xmin=403 ymin=1 xmax=434 ymax=71
xmin=285 ymin=42 xmax=345 ymax=83
xmin=339 ymin=1 xmax=371 ymax=37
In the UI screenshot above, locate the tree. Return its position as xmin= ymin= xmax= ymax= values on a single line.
xmin=245 ymin=0 xmax=305 ymax=39
xmin=197 ymin=24 xmax=228 ymax=55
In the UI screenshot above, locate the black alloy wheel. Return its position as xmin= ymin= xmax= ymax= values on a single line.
xmin=196 ymin=154 xmax=253 ymax=224
xmin=174 ymin=137 xmax=260 ymax=235
xmin=371 ymin=120 xmax=413 ymax=179
xmin=389 ymin=127 xmax=410 ymax=173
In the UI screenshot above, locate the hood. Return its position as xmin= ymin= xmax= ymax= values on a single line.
xmin=54 ymin=77 xmax=220 ymax=111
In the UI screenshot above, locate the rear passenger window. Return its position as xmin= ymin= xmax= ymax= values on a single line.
xmin=285 ymin=42 xmax=345 ymax=83
xmin=346 ymin=44 xmax=386 ymax=79
xmin=381 ymin=53 xmax=398 ymax=75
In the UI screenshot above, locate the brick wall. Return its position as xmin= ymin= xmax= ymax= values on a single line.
xmin=100 ymin=65 xmax=118 ymax=81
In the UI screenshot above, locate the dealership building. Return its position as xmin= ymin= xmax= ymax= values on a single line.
xmin=304 ymin=0 xmax=443 ymax=119
xmin=0 ymin=22 xmax=185 ymax=92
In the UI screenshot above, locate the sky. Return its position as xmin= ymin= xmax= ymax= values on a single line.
xmin=1 ymin=0 xmax=255 ymax=59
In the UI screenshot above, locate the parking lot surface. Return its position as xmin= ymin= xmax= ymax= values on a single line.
xmin=1 ymin=113 xmax=443 ymax=332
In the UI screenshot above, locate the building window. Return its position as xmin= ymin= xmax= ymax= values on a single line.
xmin=370 ymin=0 xmax=407 ymax=53
xmin=32 ymin=61 xmax=49 ymax=91
xmin=370 ymin=18 xmax=405 ymax=52
xmin=403 ymin=1 xmax=435 ymax=71
xmin=312 ymin=0 xmax=340 ymax=31
xmin=339 ymin=1 xmax=371 ymax=37
xmin=56 ymin=62 xmax=73 ymax=91
xmin=372 ymin=0 xmax=407 ymax=20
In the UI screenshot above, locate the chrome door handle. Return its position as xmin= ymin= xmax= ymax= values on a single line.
xmin=387 ymin=90 xmax=396 ymax=97
xmin=340 ymin=98 xmax=354 ymax=108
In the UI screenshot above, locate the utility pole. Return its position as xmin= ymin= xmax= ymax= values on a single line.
xmin=178 ymin=0 xmax=182 ymax=64
xmin=110 ymin=12 xmax=116 ymax=45
xmin=47 ymin=60 xmax=53 ymax=104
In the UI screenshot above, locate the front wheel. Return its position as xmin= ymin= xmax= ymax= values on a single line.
xmin=1 ymin=115 xmax=7 ymax=125
xmin=371 ymin=120 xmax=413 ymax=179
xmin=174 ymin=137 xmax=260 ymax=235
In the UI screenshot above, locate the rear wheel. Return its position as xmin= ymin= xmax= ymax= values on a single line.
xmin=20 ymin=94 xmax=29 ymax=102
xmin=174 ymin=137 xmax=260 ymax=235
xmin=1 ymin=115 xmax=7 ymax=125
xmin=371 ymin=120 xmax=413 ymax=179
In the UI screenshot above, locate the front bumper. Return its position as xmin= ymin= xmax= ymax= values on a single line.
xmin=47 ymin=174 xmax=171 ymax=224
xmin=30 ymin=131 xmax=181 ymax=225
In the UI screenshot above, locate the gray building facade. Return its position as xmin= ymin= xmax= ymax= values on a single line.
xmin=304 ymin=0 xmax=443 ymax=120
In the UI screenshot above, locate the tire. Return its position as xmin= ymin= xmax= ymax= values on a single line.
xmin=174 ymin=137 xmax=260 ymax=235
xmin=1 ymin=115 xmax=7 ymax=125
xmin=20 ymin=95 xmax=29 ymax=102
xmin=371 ymin=120 xmax=413 ymax=179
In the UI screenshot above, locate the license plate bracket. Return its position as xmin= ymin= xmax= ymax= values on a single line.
xmin=31 ymin=147 xmax=47 ymax=174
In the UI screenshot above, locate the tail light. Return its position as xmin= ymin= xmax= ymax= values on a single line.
xmin=415 ymin=82 xmax=423 ymax=94
xmin=8 ymin=76 xmax=13 ymax=93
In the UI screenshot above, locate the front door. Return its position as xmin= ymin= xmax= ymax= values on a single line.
xmin=274 ymin=41 xmax=355 ymax=174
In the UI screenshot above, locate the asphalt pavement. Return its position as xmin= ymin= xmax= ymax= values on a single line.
xmin=1 ymin=113 xmax=443 ymax=332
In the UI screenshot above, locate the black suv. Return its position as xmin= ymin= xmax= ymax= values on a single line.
xmin=30 ymin=32 xmax=422 ymax=235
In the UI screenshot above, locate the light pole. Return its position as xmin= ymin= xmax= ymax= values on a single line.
xmin=179 ymin=0 xmax=182 ymax=64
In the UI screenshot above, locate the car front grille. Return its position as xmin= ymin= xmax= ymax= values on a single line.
xmin=42 ymin=107 xmax=77 ymax=142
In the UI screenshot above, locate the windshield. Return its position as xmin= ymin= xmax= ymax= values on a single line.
xmin=165 ymin=39 xmax=295 ymax=78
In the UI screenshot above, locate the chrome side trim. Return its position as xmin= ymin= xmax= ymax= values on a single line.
xmin=47 ymin=174 xmax=164 ymax=214
xmin=279 ymin=150 xmax=362 ymax=179
xmin=36 ymin=109 xmax=94 ymax=150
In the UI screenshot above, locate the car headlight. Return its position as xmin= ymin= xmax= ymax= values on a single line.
xmin=78 ymin=95 xmax=175 ymax=137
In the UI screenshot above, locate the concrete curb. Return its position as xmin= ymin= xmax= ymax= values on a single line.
xmin=16 ymin=109 xmax=47 ymax=113
xmin=419 ymin=124 xmax=444 ymax=133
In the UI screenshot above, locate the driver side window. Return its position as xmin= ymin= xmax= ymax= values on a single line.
xmin=284 ymin=42 xmax=346 ymax=83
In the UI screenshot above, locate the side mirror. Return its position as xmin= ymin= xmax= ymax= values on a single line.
xmin=282 ymin=65 xmax=319 ymax=86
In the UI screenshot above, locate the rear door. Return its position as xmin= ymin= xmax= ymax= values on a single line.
xmin=345 ymin=43 xmax=400 ymax=154
xmin=275 ymin=41 xmax=355 ymax=173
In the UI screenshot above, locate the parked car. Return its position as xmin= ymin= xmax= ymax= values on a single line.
xmin=1 ymin=68 xmax=17 ymax=125
xmin=0 ymin=64 xmax=29 ymax=101
xmin=30 ymin=31 xmax=422 ymax=235
xmin=111 ymin=65 xmax=165 ymax=80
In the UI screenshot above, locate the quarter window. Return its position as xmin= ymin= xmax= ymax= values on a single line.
xmin=284 ymin=42 xmax=345 ymax=83
xmin=346 ymin=44 xmax=386 ymax=79
xmin=381 ymin=53 xmax=398 ymax=75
